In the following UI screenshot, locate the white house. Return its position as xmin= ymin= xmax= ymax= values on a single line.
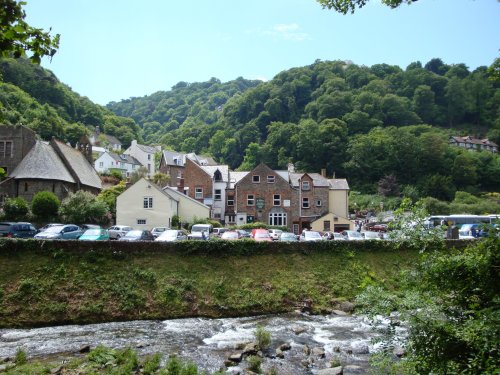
xmin=311 ymin=178 xmax=352 ymax=232
xmin=116 ymin=178 xmax=210 ymax=230
xmin=123 ymin=140 xmax=161 ymax=178
xmin=89 ymin=127 xmax=122 ymax=152
xmin=94 ymin=151 xmax=142 ymax=177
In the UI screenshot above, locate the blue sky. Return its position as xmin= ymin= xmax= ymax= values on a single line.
xmin=25 ymin=0 xmax=499 ymax=105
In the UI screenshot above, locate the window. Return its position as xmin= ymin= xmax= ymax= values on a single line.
xmin=273 ymin=194 xmax=281 ymax=206
xmin=147 ymin=164 xmax=151 ymax=172
xmin=24 ymin=182 xmax=28 ymax=192
xmin=302 ymin=181 xmax=310 ymax=190
xmin=148 ymin=154 xmax=151 ymax=160
xmin=214 ymin=170 xmax=222 ymax=181
xmin=252 ymin=175 xmax=260 ymax=183
xmin=0 ymin=141 xmax=13 ymax=158
xmin=267 ymin=175 xmax=275 ymax=183
xmin=227 ymin=215 xmax=235 ymax=224
xmin=316 ymin=200 xmax=322 ymax=207
xmin=247 ymin=194 xmax=255 ymax=206
xmin=269 ymin=212 xmax=287 ymax=226
xmin=137 ymin=219 xmax=146 ymax=225
xmin=194 ymin=187 xmax=203 ymax=199
xmin=143 ymin=197 xmax=153 ymax=209
xmin=99 ymin=162 xmax=103 ymax=167
xmin=302 ymin=197 xmax=310 ymax=208
xmin=323 ymin=221 xmax=331 ymax=231
xmin=227 ymin=196 xmax=234 ymax=206
xmin=214 ymin=189 xmax=222 ymax=200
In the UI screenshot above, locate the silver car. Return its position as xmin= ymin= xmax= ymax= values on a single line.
xmin=155 ymin=229 xmax=188 ymax=242
xmin=108 ymin=225 xmax=133 ymax=240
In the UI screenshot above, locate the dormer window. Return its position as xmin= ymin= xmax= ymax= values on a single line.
xmin=214 ymin=170 xmax=222 ymax=182
xmin=302 ymin=181 xmax=310 ymax=190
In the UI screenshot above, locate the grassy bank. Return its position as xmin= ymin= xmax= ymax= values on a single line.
xmin=0 ymin=239 xmax=423 ymax=328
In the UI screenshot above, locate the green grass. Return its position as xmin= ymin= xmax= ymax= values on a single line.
xmin=0 ymin=242 xmax=420 ymax=327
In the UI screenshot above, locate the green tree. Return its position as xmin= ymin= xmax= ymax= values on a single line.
xmin=59 ymin=190 xmax=109 ymax=225
xmin=96 ymin=181 xmax=126 ymax=222
xmin=0 ymin=0 xmax=60 ymax=63
xmin=129 ymin=166 xmax=148 ymax=184
xmin=2 ymin=196 xmax=29 ymax=221
xmin=316 ymin=0 xmax=416 ymax=14
xmin=31 ymin=190 xmax=60 ymax=222
xmin=152 ymin=172 xmax=170 ymax=187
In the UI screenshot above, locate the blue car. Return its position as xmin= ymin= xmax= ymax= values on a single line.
xmin=34 ymin=224 xmax=83 ymax=240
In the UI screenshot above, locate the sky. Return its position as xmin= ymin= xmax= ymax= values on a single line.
xmin=25 ymin=0 xmax=500 ymax=106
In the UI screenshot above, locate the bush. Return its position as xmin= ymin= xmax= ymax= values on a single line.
xmin=247 ymin=355 xmax=262 ymax=373
xmin=2 ymin=197 xmax=30 ymax=221
xmin=15 ymin=348 xmax=27 ymax=365
xmin=31 ymin=191 xmax=60 ymax=222
xmin=254 ymin=325 xmax=271 ymax=350
xmin=59 ymin=190 xmax=109 ymax=225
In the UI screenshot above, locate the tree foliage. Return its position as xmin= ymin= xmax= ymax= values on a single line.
xmin=0 ymin=0 xmax=60 ymax=63
xmin=2 ymin=196 xmax=29 ymax=221
xmin=31 ymin=190 xmax=60 ymax=222
xmin=59 ymin=190 xmax=109 ymax=225
xmin=316 ymin=0 xmax=417 ymax=14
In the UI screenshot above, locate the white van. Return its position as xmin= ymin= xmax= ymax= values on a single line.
xmin=188 ymin=223 xmax=213 ymax=240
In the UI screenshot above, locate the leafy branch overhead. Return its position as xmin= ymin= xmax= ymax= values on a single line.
xmin=316 ymin=0 xmax=417 ymax=14
xmin=0 ymin=0 xmax=60 ymax=63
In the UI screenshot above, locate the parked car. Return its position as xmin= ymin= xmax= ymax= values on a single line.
xmin=237 ymin=229 xmax=252 ymax=238
xmin=38 ymin=223 xmax=63 ymax=232
xmin=251 ymin=228 xmax=273 ymax=242
xmin=81 ymin=224 xmax=101 ymax=230
xmin=341 ymin=230 xmax=364 ymax=241
xmin=300 ymin=230 xmax=324 ymax=242
xmin=118 ymin=230 xmax=155 ymax=242
xmin=212 ymin=228 xmax=227 ymax=237
xmin=279 ymin=232 xmax=299 ymax=242
xmin=220 ymin=230 xmax=242 ymax=240
xmin=108 ymin=225 xmax=133 ymax=240
xmin=188 ymin=224 xmax=213 ymax=240
xmin=79 ymin=228 xmax=110 ymax=241
xmin=323 ymin=231 xmax=344 ymax=241
xmin=151 ymin=227 xmax=169 ymax=238
xmin=268 ymin=229 xmax=283 ymax=241
xmin=0 ymin=222 xmax=38 ymax=238
xmin=155 ymin=229 xmax=188 ymax=242
xmin=361 ymin=231 xmax=382 ymax=240
xmin=369 ymin=224 xmax=388 ymax=232
xmin=34 ymin=224 xmax=83 ymax=240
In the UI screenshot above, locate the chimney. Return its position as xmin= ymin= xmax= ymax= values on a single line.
xmin=95 ymin=126 xmax=100 ymax=135
xmin=287 ymin=163 xmax=295 ymax=173
xmin=177 ymin=177 xmax=185 ymax=193
xmin=321 ymin=168 xmax=326 ymax=178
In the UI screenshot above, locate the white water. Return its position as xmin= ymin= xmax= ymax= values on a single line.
xmin=0 ymin=313 xmax=402 ymax=374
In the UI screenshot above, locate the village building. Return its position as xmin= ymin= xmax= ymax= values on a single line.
xmin=88 ymin=126 xmax=122 ymax=153
xmin=122 ymin=140 xmax=161 ymax=178
xmin=449 ymin=136 xmax=498 ymax=153
xmin=158 ymin=150 xmax=217 ymax=189
xmin=0 ymin=124 xmax=101 ymax=203
xmin=116 ymin=177 xmax=209 ymax=230
xmin=94 ymin=151 xmax=142 ymax=178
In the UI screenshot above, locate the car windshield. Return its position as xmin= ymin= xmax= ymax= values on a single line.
xmin=84 ymin=229 xmax=102 ymax=236
xmin=304 ymin=231 xmax=321 ymax=238
xmin=255 ymin=232 xmax=270 ymax=238
xmin=347 ymin=231 xmax=363 ymax=238
xmin=162 ymin=230 xmax=179 ymax=238
xmin=45 ymin=225 xmax=64 ymax=233
xmin=222 ymin=232 xmax=238 ymax=238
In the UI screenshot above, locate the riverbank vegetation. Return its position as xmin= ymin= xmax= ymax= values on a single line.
xmin=0 ymin=239 xmax=422 ymax=328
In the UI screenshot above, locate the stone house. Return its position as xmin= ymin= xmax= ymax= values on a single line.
xmin=449 ymin=136 xmax=498 ymax=153
xmin=95 ymin=151 xmax=142 ymax=178
xmin=311 ymin=178 xmax=352 ymax=232
xmin=158 ymin=150 xmax=217 ymax=189
xmin=116 ymin=177 xmax=209 ymax=229
xmin=0 ymin=124 xmax=101 ymax=203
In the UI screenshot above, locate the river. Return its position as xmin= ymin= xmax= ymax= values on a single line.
xmin=0 ymin=313 xmax=405 ymax=374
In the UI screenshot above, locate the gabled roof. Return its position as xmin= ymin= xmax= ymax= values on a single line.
xmin=289 ymin=172 xmax=330 ymax=187
xmin=137 ymin=143 xmax=158 ymax=154
xmin=186 ymin=152 xmax=217 ymax=166
xmin=162 ymin=150 xmax=186 ymax=166
xmin=163 ymin=186 xmax=210 ymax=209
xmin=103 ymin=134 xmax=121 ymax=145
xmin=450 ymin=136 xmax=498 ymax=147
xmin=10 ymin=141 xmax=75 ymax=183
xmin=109 ymin=152 xmax=142 ymax=165
xmin=328 ymin=179 xmax=349 ymax=190
xmin=199 ymin=165 xmax=229 ymax=182
xmin=228 ymin=171 xmax=249 ymax=189
xmin=52 ymin=140 xmax=102 ymax=189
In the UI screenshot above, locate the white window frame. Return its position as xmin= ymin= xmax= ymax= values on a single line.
xmin=302 ymin=181 xmax=310 ymax=190
xmin=195 ymin=187 xmax=203 ymax=199
xmin=316 ymin=199 xmax=322 ymax=207
xmin=269 ymin=212 xmax=287 ymax=226
xmin=273 ymin=194 xmax=281 ymax=206
xmin=143 ymin=196 xmax=153 ymax=209
xmin=247 ymin=194 xmax=255 ymax=206
xmin=267 ymin=175 xmax=275 ymax=183
xmin=252 ymin=175 xmax=260 ymax=183
xmin=227 ymin=196 xmax=234 ymax=206
xmin=302 ymin=197 xmax=310 ymax=209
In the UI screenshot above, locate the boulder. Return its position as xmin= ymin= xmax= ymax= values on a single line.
xmin=343 ymin=365 xmax=364 ymax=374
xmin=312 ymin=347 xmax=326 ymax=358
xmin=0 ymin=363 xmax=15 ymax=373
xmin=303 ymin=344 xmax=311 ymax=355
xmin=339 ymin=301 xmax=355 ymax=313
xmin=275 ymin=348 xmax=284 ymax=359
xmin=50 ymin=366 xmax=63 ymax=374
xmin=332 ymin=310 xmax=349 ymax=316
xmin=279 ymin=342 xmax=291 ymax=351
xmin=292 ymin=326 xmax=308 ymax=335
xmin=393 ymin=346 xmax=406 ymax=358
xmin=318 ymin=366 xmax=343 ymax=375
xmin=242 ymin=342 xmax=258 ymax=355
xmin=79 ymin=345 xmax=91 ymax=353
xmin=228 ymin=353 xmax=243 ymax=363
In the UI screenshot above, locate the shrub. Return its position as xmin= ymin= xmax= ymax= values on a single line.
xmin=3 ymin=197 xmax=30 ymax=221
xmin=247 ymin=355 xmax=262 ymax=373
xmin=31 ymin=191 xmax=60 ymax=222
xmin=254 ymin=325 xmax=271 ymax=350
xmin=15 ymin=348 xmax=27 ymax=365
xmin=59 ymin=190 xmax=109 ymax=225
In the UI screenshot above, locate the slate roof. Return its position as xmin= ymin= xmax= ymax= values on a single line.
xmin=186 ymin=152 xmax=217 ymax=166
xmin=200 ymin=165 xmax=229 ymax=182
xmin=109 ymin=152 xmax=142 ymax=165
xmin=52 ymin=140 xmax=102 ymax=189
xmin=228 ymin=171 xmax=249 ymax=189
xmin=103 ymin=134 xmax=121 ymax=145
xmin=289 ymin=172 xmax=330 ymax=187
xmin=450 ymin=136 xmax=498 ymax=147
xmin=328 ymin=179 xmax=350 ymax=190
xmin=137 ymin=143 xmax=158 ymax=154
xmin=10 ymin=141 xmax=75 ymax=183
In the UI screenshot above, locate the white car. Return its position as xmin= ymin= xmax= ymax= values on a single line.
xmin=155 ymin=229 xmax=188 ymax=242
xmin=361 ymin=231 xmax=382 ymax=240
xmin=300 ymin=230 xmax=324 ymax=242
xmin=268 ymin=229 xmax=283 ymax=241
xmin=341 ymin=230 xmax=364 ymax=241
xmin=108 ymin=225 xmax=133 ymax=240
xmin=151 ymin=227 xmax=169 ymax=238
